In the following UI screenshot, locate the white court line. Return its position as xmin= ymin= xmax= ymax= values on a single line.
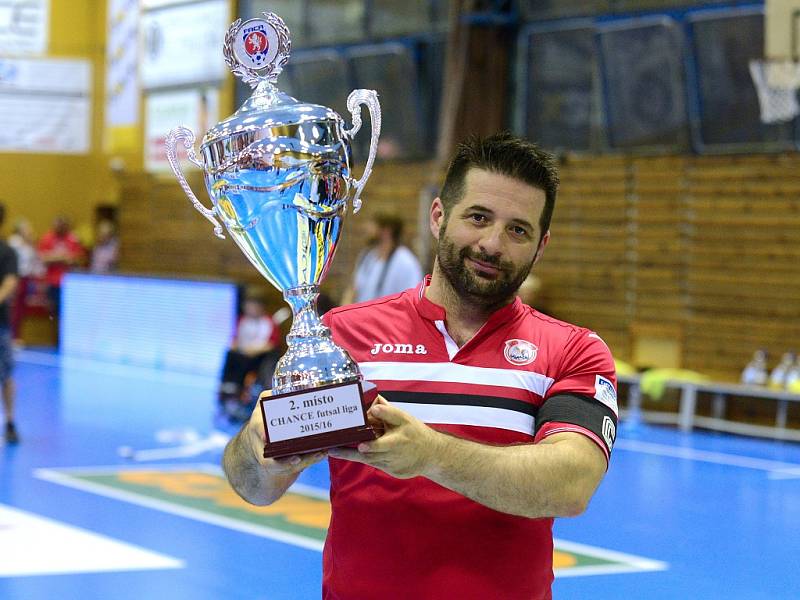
xmin=553 ymin=538 xmax=668 ymax=577
xmin=34 ymin=467 xmax=326 ymax=553
xmin=615 ymin=439 xmax=800 ymax=479
xmin=36 ymin=465 xmax=665 ymax=576
xmin=0 ymin=504 xmax=183 ymax=577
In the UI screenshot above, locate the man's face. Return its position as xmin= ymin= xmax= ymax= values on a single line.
xmin=54 ymin=218 xmax=70 ymax=236
xmin=243 ymin=300 xmax=264 ymax=318
xmin=431 ymin=169 xmax=549 ymax=308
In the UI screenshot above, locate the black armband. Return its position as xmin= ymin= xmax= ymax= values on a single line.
xmin=535 ymin=393 xmax=617 ymax=456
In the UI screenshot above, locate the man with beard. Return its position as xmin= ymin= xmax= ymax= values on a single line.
xmin=223 ymin=132 xmax=618 ymax=600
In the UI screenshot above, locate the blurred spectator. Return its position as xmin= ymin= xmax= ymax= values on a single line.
xmin=342 ymin=212 xmax=423 ymax=305
xmin=90 ymin=220 xmax=119 ymax=273
xmin=219 ymin=295 xmax=281 ymax=407
xmin=741 ymin=349 xmax=769 ymax=386
xmin=38 ymin=216 xmax=85 ymax=328
xmin=786 ymin=357 xmax=800 ymax=394
xmin=769 ymin=351 xmax=796 ymax=390
xmin=7 ymin=218 xmax=44 ymax=346
xmin=0 ymin=203 xmax=19 ymax=443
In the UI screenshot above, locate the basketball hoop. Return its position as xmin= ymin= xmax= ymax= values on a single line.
xmin=749 ymin=59 xmax=800 ymax=123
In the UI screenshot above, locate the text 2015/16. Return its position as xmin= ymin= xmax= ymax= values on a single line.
xmin=300 ymin=421 xmax=333 ymax=433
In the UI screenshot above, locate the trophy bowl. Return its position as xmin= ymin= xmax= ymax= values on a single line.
xmin=164 ymin=12 xmax=382 ymax=458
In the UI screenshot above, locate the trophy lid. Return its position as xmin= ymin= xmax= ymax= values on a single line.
xmin=201 ymin=13 xmax=343 ymax=150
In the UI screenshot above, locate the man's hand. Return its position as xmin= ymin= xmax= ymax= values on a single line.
xmin=328 ymin=396 xmax=440 ymax=479
xmin=242 ymin=404 xmax=327 ymax=476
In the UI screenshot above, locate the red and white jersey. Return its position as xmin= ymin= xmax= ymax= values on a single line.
xmin=321 ymin=278 xmax=617 ymax=600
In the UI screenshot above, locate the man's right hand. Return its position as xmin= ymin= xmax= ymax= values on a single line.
xmin=243 ymin=404 xmax=327 ymax=476
xmin=224 ymin=403 xmax=327 ymax=506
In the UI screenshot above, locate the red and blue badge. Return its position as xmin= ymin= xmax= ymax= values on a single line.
xmin=241 ymin=27 xmax=269 ymax=67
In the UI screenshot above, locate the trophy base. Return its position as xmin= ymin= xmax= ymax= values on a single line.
xmin=262 ymin=425 xmax=378 ymax=459
xmin=259 ymin=380 xmax=379 ymax=459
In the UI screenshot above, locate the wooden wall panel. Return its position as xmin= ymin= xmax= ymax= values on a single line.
xmin=117 ymin=153 xmax=800 ymax=381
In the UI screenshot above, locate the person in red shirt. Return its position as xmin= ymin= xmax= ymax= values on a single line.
xmin=37 ymin=216 xmax=85 ymax=327
xmin=223 ymin=132 xmax=617 ymax=600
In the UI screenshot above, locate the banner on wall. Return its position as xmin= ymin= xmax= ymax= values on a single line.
xmin=105 ymin=0 xmax=140 ymax=152
xmin=140 ymin=0 xmax=228 ymax=89
xmin=0 ymin=0 xmax=49 ymax=55
xmin=145 ymin=87 xmax=219 ymax=173
xmin=0 ymin=57 xmax=91 ymax=154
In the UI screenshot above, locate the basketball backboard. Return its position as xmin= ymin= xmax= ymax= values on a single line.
xmin=752 ymin=0 xmax=800 ymax=121
xmin=765 ymin=0 xmax=800 ymax=59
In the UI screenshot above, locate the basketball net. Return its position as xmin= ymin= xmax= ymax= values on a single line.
xmin=749 ymin=59 xmax=800 ymax=123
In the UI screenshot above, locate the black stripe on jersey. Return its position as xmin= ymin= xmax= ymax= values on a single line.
xmin=535 ymin=393 xmax=618 ymax=455
xmin=381 ymin=391 xmax=538 ymax=417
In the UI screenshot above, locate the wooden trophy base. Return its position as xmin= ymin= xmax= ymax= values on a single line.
xmin=259 ymin=380 xmax=379 ymax=459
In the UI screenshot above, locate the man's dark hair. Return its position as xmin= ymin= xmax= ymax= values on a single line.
xmin=439 ymin=132 xmax=560 ymax=240
xmin=374 ymin=212 xmax=404 ymax=245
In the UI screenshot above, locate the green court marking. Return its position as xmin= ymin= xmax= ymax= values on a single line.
xmin=75 ymin=471 xmax=328 ymax=542
xmin=35 ymin=465 xmax=667 ymax=576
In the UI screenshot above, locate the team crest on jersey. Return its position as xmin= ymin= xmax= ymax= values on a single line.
xmin=503 ymin=339 xmax=538 ymax=366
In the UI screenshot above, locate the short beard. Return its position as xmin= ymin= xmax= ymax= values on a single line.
xmin=436 ymin=221 xmax=534 ymax=310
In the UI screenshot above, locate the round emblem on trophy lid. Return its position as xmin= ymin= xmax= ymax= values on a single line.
xmin=224 ymin=13 xmax=291 ymax=87
xmin=234 ymin=21 xmax=277 ymax=69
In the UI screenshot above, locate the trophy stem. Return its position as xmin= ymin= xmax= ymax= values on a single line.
xmin=283 ymin=285 xmax=327 ymax=342
xmin=272 ymin=284 xmax=360 ymax=393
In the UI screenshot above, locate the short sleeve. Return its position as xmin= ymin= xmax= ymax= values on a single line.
xmin=535 ymin=332 xmax=618 ymax=462
xmin=268 ymin=317 xmax=282 ymax=347
xmin=546 ymin=332 xmax=617 ymax=415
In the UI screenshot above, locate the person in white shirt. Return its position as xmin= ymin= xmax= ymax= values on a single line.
xmin=343 ymin=213 xmax=423 ymax=305
xmin=219 ymin=295 xmax=280 ymax=417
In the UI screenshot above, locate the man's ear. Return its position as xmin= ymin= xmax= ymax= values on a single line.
xmin=533 ymin=230 xmax=550 ymax=265
xmin=430 ymin=197 xmax=445 ymax=240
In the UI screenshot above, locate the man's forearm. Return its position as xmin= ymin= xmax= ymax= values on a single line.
xmin=421 ymin=432 xmax=605 ymax=519
xmin=222 ymin=425 xmax=298 ymax=506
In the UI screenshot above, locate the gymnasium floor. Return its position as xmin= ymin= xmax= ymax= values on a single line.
xmin=1 ymin=350 xmax=799 ymax=600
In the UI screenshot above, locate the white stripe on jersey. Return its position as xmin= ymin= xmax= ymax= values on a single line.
xmin=359 ymin=361 xmax=555 ymax=398
xmin=396 ymin=402 xmax=535 ymax=435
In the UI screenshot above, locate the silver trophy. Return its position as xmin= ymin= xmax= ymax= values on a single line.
xmin=165 ymin=12 xmax=381 ymax=458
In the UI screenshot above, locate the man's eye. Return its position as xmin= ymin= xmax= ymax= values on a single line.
xmin=512 ymin=226 xmax=528 ymax=236
xmin=470 ymin=214 xmax=487 ymax=223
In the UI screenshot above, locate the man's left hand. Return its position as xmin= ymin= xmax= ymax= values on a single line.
xmin=328 ymin=396 xmax=440 ymax=479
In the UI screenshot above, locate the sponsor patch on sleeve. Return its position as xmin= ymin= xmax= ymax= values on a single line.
xmin=594 ymin=375 xmax=618 ymax=415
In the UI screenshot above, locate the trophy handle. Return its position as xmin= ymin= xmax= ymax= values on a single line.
xmin=344 ymin=89 xmax=382 ymax=213
xmin=165 ymin=126 xmax=226 ymax=239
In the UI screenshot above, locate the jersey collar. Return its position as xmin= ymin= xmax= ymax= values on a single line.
xmin=413 ymin=274 xmax=525 ymax=326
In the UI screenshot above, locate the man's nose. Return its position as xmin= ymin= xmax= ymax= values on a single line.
xmin=478 ymin=225 xmax=503 ymax=257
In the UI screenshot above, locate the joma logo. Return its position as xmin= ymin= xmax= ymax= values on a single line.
xmin=370 ymin=343 xmax=428 ymax=355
